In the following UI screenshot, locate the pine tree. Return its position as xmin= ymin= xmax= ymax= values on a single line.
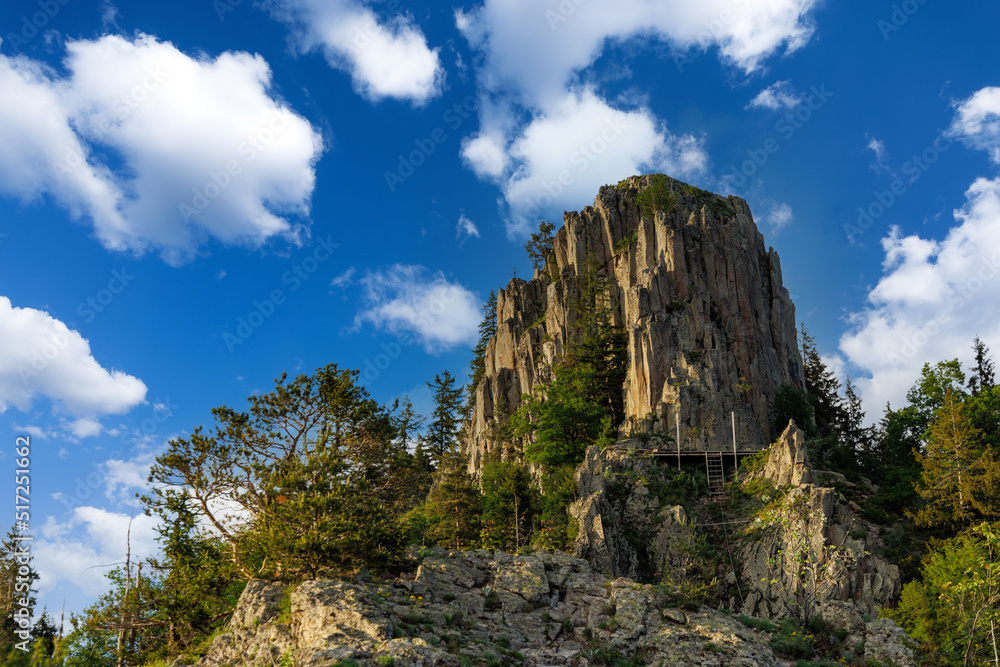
xmin=525 ymin=220 xmax=556 ymax=272
xmin=424 ymin=444 xmax=482 ymax=550
xmin=0 ymin=526 xmax=38 ymax=655
xmin=800 ymin=326 xmax=844 ymax=437
xmin=969 ymin=336 xmax=997 ymax=397
xmin=480 ymin=461 xmax=536 ymax=551
xmin=468 ymin=290 xmax=497 ymax=412
xmin=419 ymin=371 xmax=465 ymax=469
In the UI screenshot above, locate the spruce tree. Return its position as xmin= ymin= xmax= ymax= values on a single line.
xmin=800 ymin=326 xmax=844 ymax=437
xmin=424 ymin=443 xmax=482 ymax=550
xmin=419 ymin=371 xmax=465 ymax=469
xmin=968 ymin=335 xmax=997 ymax=396
xmin=468 ymin=290 xmax=497 ymax=411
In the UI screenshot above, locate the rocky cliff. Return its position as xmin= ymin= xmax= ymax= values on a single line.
xmin=187 ymin=547 xmax=913 ymax=667
xmin=465 ymin=175 xmax=804 ymax=475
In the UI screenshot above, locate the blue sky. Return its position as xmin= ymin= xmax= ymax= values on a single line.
xmin=1 ymin=0 xmax=999 ymax=618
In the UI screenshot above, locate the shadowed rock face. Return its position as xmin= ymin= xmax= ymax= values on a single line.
xmin=464 ymin=175 xmax=804 ymax=475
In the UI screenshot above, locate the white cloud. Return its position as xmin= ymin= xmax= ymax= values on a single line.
xmin=461 ymin=133 xmax=509 ymax=178
xmin=69 ymin=417 xmax=103 ymax=439
xmin=0 ymin=296 xmax=147 ymax=417
xmin=501 ymin=89 xmax=707 ymax=237
xmin=265 ymin=0 xmax=443 ymax=105
xmin=331 ymin=266 xmax=356 ymax=288
xmin=35 ymin=508 xmax=159 ymax=601
xmin=866 ymin=134 xmax=890 ymax=173
xmin=355 ymin=265 xmax=480 ymax=351
xmin=0 ymin=34 xmax=324 ymax=265
xmin=456 ymin=0 xmax=818 ymax=236
xmin=839 ymin=177 xmax=1000 ymax=415
xmin=949 ymin=86 xmax=1000 ymax=164
xmin=747 ymin=81 xmax=802 ymax=111
xmin=457 ymin=214 xmax=481 ymax=243
xmin=760 ymin=201 xmax=794 ymax=234
xmin=458 ymin=0 xmax=819 ymax=109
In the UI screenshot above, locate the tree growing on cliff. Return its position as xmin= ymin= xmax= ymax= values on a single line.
xmin=468 ymin=290 xmax=497 ymax=413
xmin=525 ymin=220 xmax=556 ymax=272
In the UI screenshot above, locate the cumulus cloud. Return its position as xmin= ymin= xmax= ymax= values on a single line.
xmin=456 ymin=0 xmax=819 ymax=235
xmin=501 ymin=89 xmax=707 ymax=237
xmin=0 ymin=296 xmax=147 ymax=418
xmin=747 ymin=81 xmax=802 ymax=111
xmin=355 ymin=265 xmax=480 ymax=351
xmin=0 ymin=34 xmax=324 ymax=265
xmin=839 ymin=177 xmax=1000 ymax=414
xmin=265 ymin=0 xmax=443 ymax=104
xmin=949 ymin=86 xmax=1000 ymax=164
xmin=456 ymin=214 xmax=480 ymax=243
xmin=35 ymin=508 xmax=159 ymax=600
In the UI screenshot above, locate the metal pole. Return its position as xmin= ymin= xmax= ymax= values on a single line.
xmin=676 ymin=401 xmax=681 ymax=471
xmin=732 ymin=411 xmax=738 ymax=483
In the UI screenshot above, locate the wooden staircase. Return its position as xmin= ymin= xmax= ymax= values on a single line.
xmin=706 ymin=452 xmax=726 ymax=496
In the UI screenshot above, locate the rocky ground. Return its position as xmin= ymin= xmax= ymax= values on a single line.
xmin=185 ymin=546 xmax=914 ymax=667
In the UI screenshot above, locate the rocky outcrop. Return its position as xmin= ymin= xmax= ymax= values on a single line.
xmin=186 ymin=550 xmax=775 ymax=666
xmin=569 ymin=445 xmax=698 ymax=582
xmin=188 ymin=548 xmax=915 ymax=667
xmin=737 ymin=423 xmax=902 ymax=620
xmin=465 ymin=175 xmax=804 ymax=475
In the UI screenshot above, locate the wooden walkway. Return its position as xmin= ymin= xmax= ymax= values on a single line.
xmin=608 ymin=443 xmax=763 ymax=496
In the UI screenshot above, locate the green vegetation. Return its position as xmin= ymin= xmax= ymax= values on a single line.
xmin=525 ymin=220 xmax=556 ymax=272
xmin=635 ymin=174 xmax=679 ymax=218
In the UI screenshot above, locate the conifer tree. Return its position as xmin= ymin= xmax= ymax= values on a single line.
xmin=969 ymin=335 xmax=997 ymax=397
xmin=468 ymin=290 xmax=497 ymax=411
xmin=525 ymin=220 xmax=556 ymax=272
xmin=913 ymin=391 xmax=982 ymax=528
xmin=419 ymin=371 xmax=465 ymax=469
xmin=800 ymin=326 xmax=844 ymax=437
xmin=424 ymin=443 xmax=482 ymax=550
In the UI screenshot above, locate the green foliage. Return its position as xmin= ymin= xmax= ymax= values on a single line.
xmin=665 ymin=300 xmax=686 ymax=314
xmin=525 ymin=220 xmax=556 ymax=271
xmin=772 ymin=383 xmax=818 ymax=437
xmin=531 ymin=465 xmax=577 ymax=550
xmin=480 ymin=461 xmax=536 ymax=552
xmin=886 ymin=523 xmax=1000 ymax=666
xmin=968 ymin=336 xmax=996 ymax=397
xmin=613 ymin=234 xmax=638 ymax=254
xmin=800 ymin=326 xmax=845 ymax=438
xmin=146 ymin=364 xmax=408 ymax=581
xmin=513 ymin=253 xmax=626 ymax=470
xmin=469 ymin=291 xmax=498 ymax=410
xmin=635 ymin=174 xmax=679 ymax=218
xmin=422 ymin=444 xmax=482 ymax=550
xmin=419 ymin=370 xmax=465 ymax=469
xmin=737 ymin=614 xmax=778 ymax=632
xmin=768 ymin=617 xmax=815 ymax=659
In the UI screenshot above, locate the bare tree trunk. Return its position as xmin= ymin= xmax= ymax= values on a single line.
xmin=117 ymin=519 xmax=133 ymax=667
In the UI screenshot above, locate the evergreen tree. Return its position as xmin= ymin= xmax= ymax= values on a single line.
xmin=424 ymin=444 xmax=482 ymax=550
xmin=969 ymin=336 xmax=997 ymax=397
xmin=913 ymin=391 xmax=984 ymax=529
xmin=480 ymin=461 xmax=536 ymax=551
xmin=468 ymin=290 xmax=497 ymax=411
xmin=419 ymin=371 xmax=465 ymax=469
xmin=146 ymin=364 xmax=405 ymax=581
xmin=906 ymin=359 xmax=967 ymax=426
xmin=525 ymin=220 xmax=556 ymax=272
xmin=772 ymin=383 xmax=817 ymax=437
xmin=800 ymin=326 xmax=844 ymax=437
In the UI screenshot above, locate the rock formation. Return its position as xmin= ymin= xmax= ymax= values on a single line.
xmin=465 ymin=175 xmax=804 ymax=475
xmin=186 ymin=548 xmax=914 ymax=667
xmin=738 ymin=422 xmax=902 ymax=621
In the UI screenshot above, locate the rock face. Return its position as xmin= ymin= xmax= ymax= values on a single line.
xmin=189 ymin=548 xmax=915 ymax=667
xmin=465 ymin=175 xmax=804 ymax=475
xmin=189 ymin=549 xmax=779 ymax=666
xmin=738 ymin=423 xmax=903 ymax=621
xmin=569 ymin=445 xmax=698 ymax=582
